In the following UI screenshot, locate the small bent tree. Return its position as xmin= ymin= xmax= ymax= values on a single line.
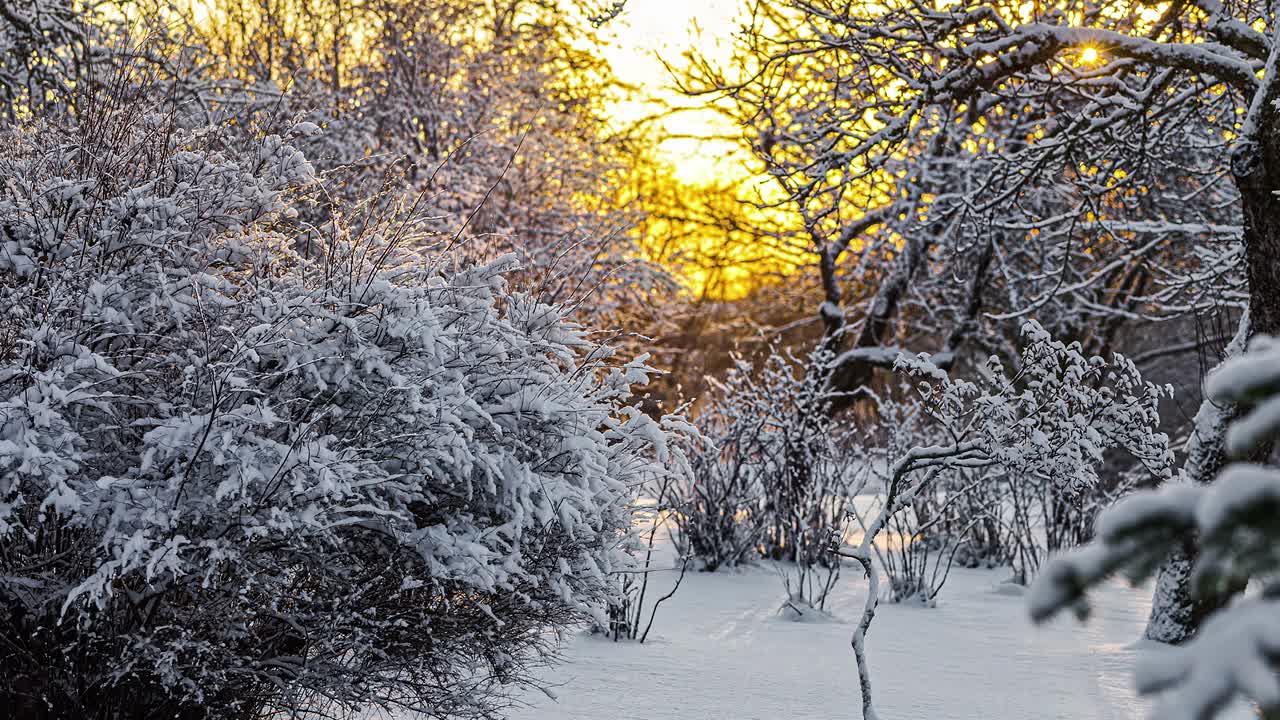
xmin=0 ymin=76 xmax=688 ymax=719
xmin=850 ymin=397 xmax=986 ymax=606
xmin=1030 ymin=331 xmax=1280 ymax=720
xmin=836 ymin=322 xmax=1172 ymax=719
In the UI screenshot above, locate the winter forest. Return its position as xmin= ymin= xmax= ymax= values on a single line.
xmin=11 ymin=0 xmax=1280 ymax=717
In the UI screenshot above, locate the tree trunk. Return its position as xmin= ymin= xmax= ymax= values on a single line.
xmin=1143 ymin=308 xmax=1246 ymax=641
xmin=1144 ymin=77 xmax=1280 ymax=640
xmin=1236 ymin=92 xmax=1280 ymax=335
xmin=1144 ymin=543 xmax=1206 ymax=644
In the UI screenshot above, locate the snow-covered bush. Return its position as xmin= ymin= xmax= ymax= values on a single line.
xmin=849 ymin=322 xmax=1174 ymax=610
xmin=838 ymin=322 xmax=1173 ymax=719
xmin=1030 ymin=332 xmax=1280 ymax=720
xmin=674 ymin=423 xmax=766 ymax=572
xmin=671 ymin=349 xmax=855 ymax=619
xmin=0 ymin=88 xmax=686 ymax=718
xmin=674 ymin=349 xmax=854 ymax=591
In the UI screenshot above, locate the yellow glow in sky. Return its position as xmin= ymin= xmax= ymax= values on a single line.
xmin=597 ymin=2 xmax=802 ymax=300
xmin=598 ymin=0 xmax=751 ymax=183
xmin=1080 ymin=46 xmax=1099 ymax=63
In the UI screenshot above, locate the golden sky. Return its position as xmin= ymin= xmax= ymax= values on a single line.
xmin=597 ymin=0 xmax=753 ymax=183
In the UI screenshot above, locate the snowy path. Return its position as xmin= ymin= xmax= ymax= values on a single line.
xmin=509 ymin=551 xmax=1252 ymax=720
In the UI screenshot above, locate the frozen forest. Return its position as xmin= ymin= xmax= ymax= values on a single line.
xmin=6 ymin=0 xmax=1280 ymax=718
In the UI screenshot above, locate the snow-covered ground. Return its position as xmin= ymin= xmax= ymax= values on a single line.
xmin=508 ymin=545 xmax=1253 ymax=720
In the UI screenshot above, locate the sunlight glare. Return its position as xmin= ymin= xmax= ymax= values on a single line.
xmin=598 ymin=0 xmax=748 ymax=183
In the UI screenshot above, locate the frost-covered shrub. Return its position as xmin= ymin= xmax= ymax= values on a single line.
xmin=849 ymin=323 xmax=1174 ymax=607
xmin=839 ymin=322 xmax=1174 ymax=719
xmin=1031 ymin=333 xmax=1280 ymax=720
xmin=674 ymin=349 xmax=853 ymax=577
xmin=674 ymin=425 xmax=766 ymax=572
xmin=912 ymin=323 xmax=1173 ymax=581
xmin=674 ymin=349 xmax=853 ymax=612
xmin=0 ymin=97 xmax=684 ymax=718
xmin=905 ymin=322 xmax=1173 ymax=492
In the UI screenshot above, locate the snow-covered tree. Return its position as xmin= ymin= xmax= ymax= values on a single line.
xmin=0 ymin=58 xmax=688 ymax=718
xmin=688 ymin=0 xmax=1246 ymax=411
xmin=155 ymin=0 xmax=672 ymax=320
